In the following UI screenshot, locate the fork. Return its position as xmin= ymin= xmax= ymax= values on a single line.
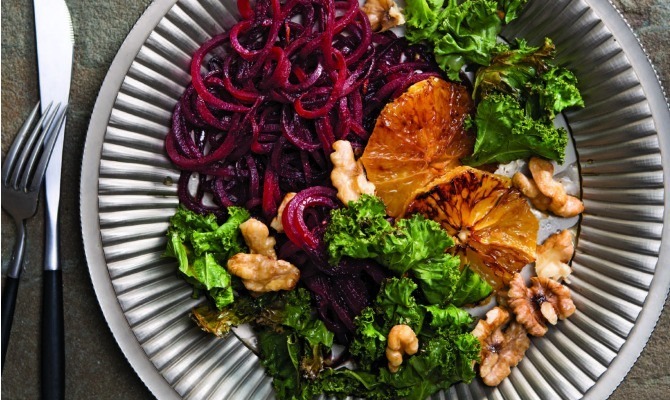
xmin=1 ymin=102 xmax=67 ymax=368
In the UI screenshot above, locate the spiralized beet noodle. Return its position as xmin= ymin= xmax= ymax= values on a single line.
xmin=166 ymin=0 xmax=442 ymax=338
xmin=167 ymin=0 xmax=441 ymax=218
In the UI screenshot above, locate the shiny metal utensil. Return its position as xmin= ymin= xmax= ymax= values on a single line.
xmin=1 ymin=102 xmax=67 ymax=369
xmin=33 ymin=0 xmax=74 ymax=398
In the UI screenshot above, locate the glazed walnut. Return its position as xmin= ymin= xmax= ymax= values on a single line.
xmin=472 ymin=307 xmax=510 ymax=343
xmin=512 ymin=172 xmax=552 ymax=211
xmin=227 ymin=253 xmax=300 ymax=292
xmin=240 ymin=218 xmax=277 ymax=258
xmin=386 ymin=324 xmax=419 ymax=373
xmin=330 ymin=140 xmax=376 ymax=205
xmin=536 ymin=230 xmax=574 ymax=282
xmin=525 ymin=157 xmax=584 ymax=218
xmin=508 ymin=273 xmax=576 ymax=336
xmin=361 ymin=0 xmax=405 ymax=32
xmin=270 ymin=192 xmax=296 ymax=233
xmin=479 ymin=321 xmax=530 ymax=386
xmin=472 ymin=307 xmax=530 ymax=387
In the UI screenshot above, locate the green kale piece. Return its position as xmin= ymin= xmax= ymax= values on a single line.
xmin=189 ymin=206 xmax=250 ymax=258
xmin=345 ymin=279 xmax=481 ymax=400
xmin=531 ymin=65 xmax=585 ymax=120
xmin=473 ymin=37 xmax=556 ymax=101
xmin=189 ymin=293 xmax=270 ymax=337
xmin=378 ymin=332 xmax=480 ymax=399
xmin=463 ymin=93 xmax=569 ymax=166
xmin=450 ymin=265 xmax=493 ymax=306
xmin=404 ymin=0 xmax=529 ymax=80
xmin=280 ymin=289 xmax=335 ymax=348
xmin=255 ymin=290 xmax=337 ymax=400
xmin=465 ymin=38 xmax=584 ymax=166
xmin=258 ymin=330 xmax=302 ymax=399
xmin=424 ymin=304 xmax=474 ymax=329
xmin=474 ymin=38 xmax=584 ymax=120
xmin=324 ymin=194 xmax=394 ymax=265
xmin=349 ymin=307 xmax=387 ymax=369
xmin=375 ymin=278 xmax=425 ymax=333
xmin=164 ymin=205 xmax=250 ymax=309
xmin=325 ymin=196 xmax=486 ymax=305
xmin=299 ymin=369 xmax=398 ymax=400
xmin=408 ymin=251 xmax=461 ymax=305
xmin=376 ymin=215 xmax=454 ymax=274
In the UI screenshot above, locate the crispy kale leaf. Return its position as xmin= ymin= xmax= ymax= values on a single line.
xmin=474 ymin=38 xmax=584 ymax=119
xmin=375 ymin=278 xmax=425 ymax=332
xmin=347 ymin=278 xmax=480 ymax=400
xmin=376 ymin=215 xmax=454 ymax=274
xmin=531 ymin=64 xmax=585 ymax=120
xmin=258 ymin=330 xmax=302 ymax=399
xmin=256 ymin=289 xmax=337 ymax=399
xmin=378 ymin=332 xmax=480 ymax=400
xmin=425 ymin=304 xmax=474 ymax=329
xmin=257 ymin=276 xmax=481 ymax=400
xmin=463 ymin=93 xmax=569 ymax=165
xmin=465 ymin=38 xmax=584 ymax=165
xmin=404 ymin=0 xmax=529 ymax=80
xmin=451 ymin=265 xmax=493 ymax=306
xmin=325 ymin=196 xmax=489 ymax=305
xmin=280 ymin=289 xmax=335 ymax=348
xmin=325 ymin=194 xmax=393 ymax=264
xmin=299 ymin=369 xmax=397 ymax=400
xmin=190 ymin=293 xmax=271 ymax=337
xmin=165 ymin=205 xmax=250 ymax=309
xmin=473 ymin=38 xmax=556 ymax=101
xmin=349 ymin=307 xmax=387 ymax=369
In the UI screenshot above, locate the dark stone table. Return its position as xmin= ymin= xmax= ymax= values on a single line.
xmin=1 ymin=0 xmax=668 ymax=398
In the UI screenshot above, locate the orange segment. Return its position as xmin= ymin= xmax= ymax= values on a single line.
xmin=405 ymin=166 xmax=538 ymax=289
xmin=361 ymin=77 xmax=474 ymax=217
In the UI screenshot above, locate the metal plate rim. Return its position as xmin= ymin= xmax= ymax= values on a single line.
xmin=80 ymin=0 xmax=181 ymax=398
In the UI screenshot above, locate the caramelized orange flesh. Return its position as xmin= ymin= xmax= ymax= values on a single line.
xmin=361 ymin=77 xmax=474 ymax=217
xmin=405 ymin=166 xmax=538 ymax=289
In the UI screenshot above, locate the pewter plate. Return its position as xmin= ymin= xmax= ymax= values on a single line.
xmin=80 ymin=0 xmax=670 ymax=398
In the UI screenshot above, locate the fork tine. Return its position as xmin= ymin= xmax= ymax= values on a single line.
xmin=7 ymin=103 xmax=56 ymax=189
xmin=1 ymin=102 xmax=42 ymax=184
xmin=27 ymin=104 xmax=68 ymax=192
xmin=20 ymin=104 xmax=64 ymax=190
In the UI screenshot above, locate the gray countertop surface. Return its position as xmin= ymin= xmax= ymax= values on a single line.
xmin=1 ymin=0 xmax=668 ymax=398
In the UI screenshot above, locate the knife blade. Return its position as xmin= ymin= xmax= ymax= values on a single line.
xmin=33 ymin=0 xmax=74 ymax=398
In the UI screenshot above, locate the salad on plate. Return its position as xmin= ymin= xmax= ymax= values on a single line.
xmin=161 ymin=0 xmax=585 ymax=398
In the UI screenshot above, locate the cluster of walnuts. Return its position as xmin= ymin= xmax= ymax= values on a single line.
xmin=472 ymin=228 xmax=577 ymax=386
xmin=471 ymin=156 xmax=583 ymax=386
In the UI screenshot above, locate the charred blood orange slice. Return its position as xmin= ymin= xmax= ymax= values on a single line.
xmin=405 ymin=166 xmax=538 ymax=289
xmin=360 ymin=77 xmax=474 ymax=217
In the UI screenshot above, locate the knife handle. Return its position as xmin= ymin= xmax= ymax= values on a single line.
xmin=42 ymin=269 xmax=64 ymax=400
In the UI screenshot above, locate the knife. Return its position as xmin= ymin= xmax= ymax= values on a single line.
xmin=33 ymin=0 xmax=74 ymax=398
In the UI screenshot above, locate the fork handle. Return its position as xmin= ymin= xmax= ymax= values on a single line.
xmin=42 ymin=269 xmax=64 ymax=400
xmin=1 ymin=276 xmax=20 ymax=369
xmin=1 ymin=220 xmax=26 ymax=369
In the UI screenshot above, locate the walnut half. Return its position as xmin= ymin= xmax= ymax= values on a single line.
xmin=240 ymin=218 xmax=277 ymax=258
xmin=270 ymin=192 xmax=296 ymax=233
xmin=508 ymin=273 xmax=576 ymax=336
xmin=330 ymin=140 xmax=376 ymax=205
xmin=536 ymin=230 xmax=574 ymax=282
xmin=386 ymin=324 xmax=419 ymax=373
xmin=526 ymin=157 xmax=584 ymax=218
xmin=472 ymin=307 xmax=530 ymax=386
xmin=361 ymin=0 xmax=405 ymax=32
xmin=227 ymin=253 xmax=300 ymax=292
